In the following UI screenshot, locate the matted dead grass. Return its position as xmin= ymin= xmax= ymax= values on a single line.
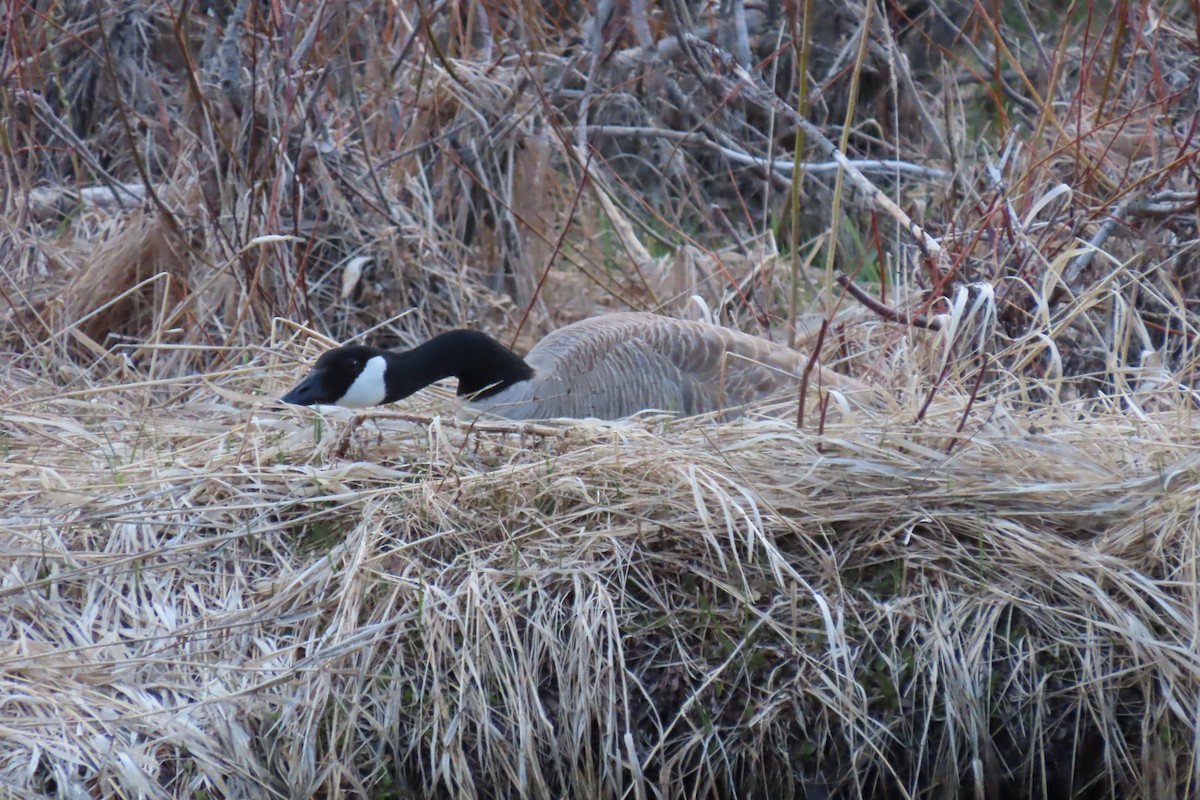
xmin=2 ymin=333 xmax=1199 ymax=797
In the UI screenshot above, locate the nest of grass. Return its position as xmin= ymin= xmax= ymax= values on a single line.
xmin=2 ymin=355 xmax=1199 ymax=798
xmin=2 ymin=0 xmax=1200 ymax=797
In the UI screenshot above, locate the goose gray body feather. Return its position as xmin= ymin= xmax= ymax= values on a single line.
xmin=465 ymin=312 xmax=857 ymax=419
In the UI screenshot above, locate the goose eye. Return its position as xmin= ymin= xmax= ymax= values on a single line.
xmin=347 ymin=358 xmax=360 ymax=370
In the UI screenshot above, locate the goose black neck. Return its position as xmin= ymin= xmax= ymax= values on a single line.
xmin=389 ymin=329 xmax=534 ymax=402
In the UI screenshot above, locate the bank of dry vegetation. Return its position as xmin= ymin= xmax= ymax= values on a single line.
xmin=1 ymin=0 xmax=1199 ymax=797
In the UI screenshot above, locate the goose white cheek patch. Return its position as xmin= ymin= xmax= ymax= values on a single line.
xmin=336 ymin=355 xmax=388 ymax=408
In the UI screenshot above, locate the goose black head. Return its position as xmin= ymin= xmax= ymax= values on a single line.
xmin=281 ymin=345 xmax=390 ymax=409
xmin=282 ymin=331 xmax=535 ymax=411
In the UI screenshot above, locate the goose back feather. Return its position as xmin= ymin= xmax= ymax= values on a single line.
xmin=464 ymin=312 xmax=865 ymax=419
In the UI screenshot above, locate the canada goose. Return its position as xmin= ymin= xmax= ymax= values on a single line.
xmin=281 ymin=312 xmax=877 ymax=419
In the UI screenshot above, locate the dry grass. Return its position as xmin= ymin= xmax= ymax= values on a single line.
xmin=3 ymin=361 xmax=1199 ymax=798
xmin=2 ymin=0 xmax=1199 ymax=797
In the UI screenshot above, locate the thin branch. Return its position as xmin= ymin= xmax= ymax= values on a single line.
xmin=1060 ymin=195 xmax=1137 ymax=290
xmin=796 ymin=318 xmax=829 ymax=428
xmin=587 ymin=125 xmax=952 ymax=180
xmin=835 ymin=275 xmax=940 ymax=330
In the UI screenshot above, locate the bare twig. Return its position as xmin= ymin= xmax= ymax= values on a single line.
xmin=629 ymin=0 xmax=653 ymax=48
xmin=726 ymin=0 xmax=752 ymax=68
xmin=948 ymin=356 xmax=990 ymax=454
xmin=796 ymin=317 xmax=829 ymax=428
xmin=835 ymin=274 xmax=940 ymax=330
xmin=1060 ymin=195 xmax=1138 ymax=290
xmin=587 ymin=125 xmax=952 ymax=180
